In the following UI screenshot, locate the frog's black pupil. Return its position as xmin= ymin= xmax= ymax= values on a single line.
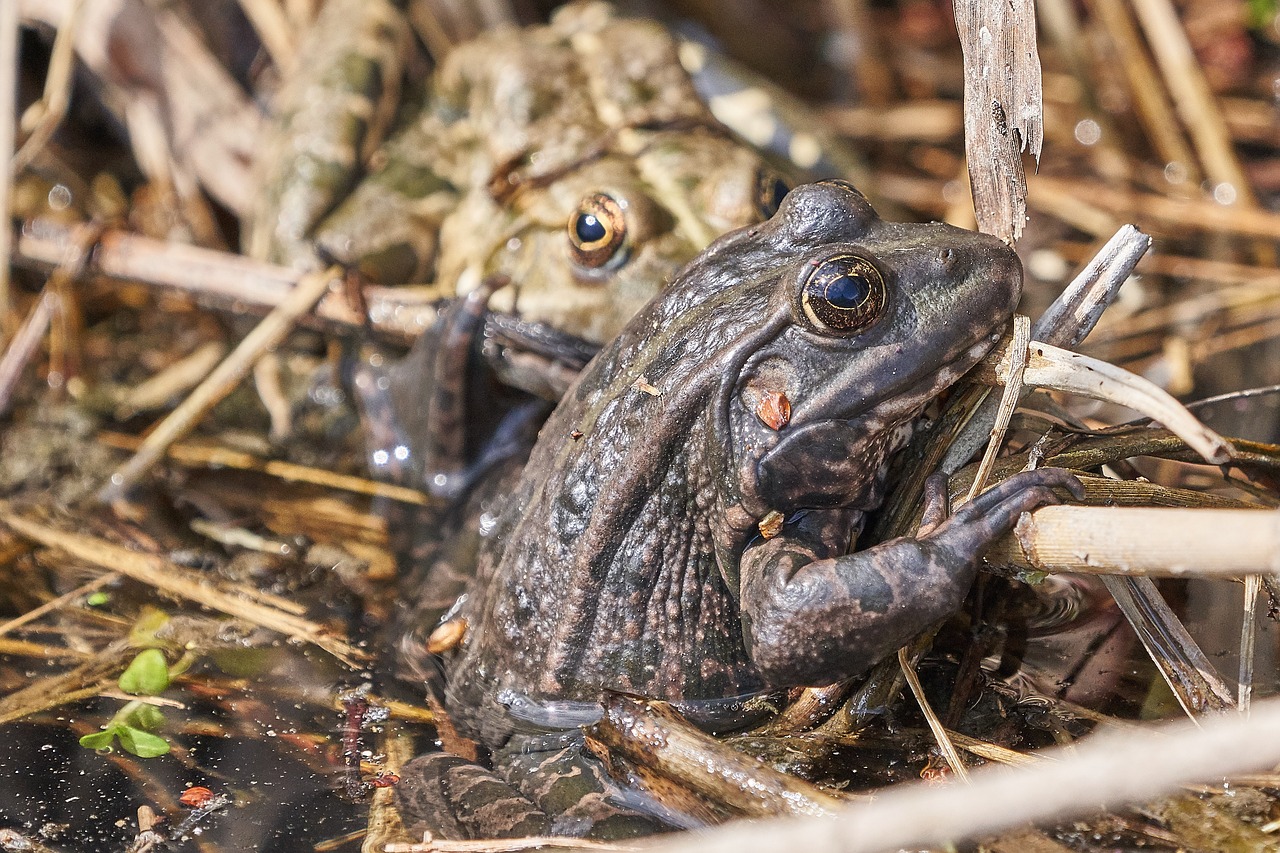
xmin=576 ymin=213 xmax=607 ymax=244
xmin=826 ymin=273 xmax=871 ymax=309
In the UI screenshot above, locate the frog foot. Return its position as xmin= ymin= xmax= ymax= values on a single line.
xmin=741 ymin=468 xmax=1084 ymax=687
xmin=396 ymin=753 xmax=551 ymax=841
xmin=396 ymin=747 xmax=671 ymax=841
xmin=920 ymin=467 xmax=1086 ymax=561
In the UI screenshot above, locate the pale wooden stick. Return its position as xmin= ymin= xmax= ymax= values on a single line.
xmin=650 ymin=697 xmax=1280 ymax=853
xmin=236 ymin=0 xmax=296 ymax=71
xmin=96 ymin=431 xmax=431 ymax=507
xmin=1239 ymin=574 xmax=1260 ymax=713
xmin=973 ymin=338 xmax=1232 ymax=464
xmin=1001 ymin=505 xmax=1280 ymax=577
xmin=97 ymin=268 xmax=335 ymax=502
xmin=14 ymin=223 xmax=439 ymax=341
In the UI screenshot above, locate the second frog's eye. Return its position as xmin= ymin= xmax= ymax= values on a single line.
xmin=568 ymin=193 xmax=628 ymax=270
xmin=800 ymin=254 xmax=887 ymax=335
xmin=755 ymin=169 xmax=791 ymax=218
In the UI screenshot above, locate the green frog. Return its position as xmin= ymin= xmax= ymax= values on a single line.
xmin=397 ymin=181 xmax=1083 ymax=838
xmin=248 ymin=0 xmax=793 ymax=346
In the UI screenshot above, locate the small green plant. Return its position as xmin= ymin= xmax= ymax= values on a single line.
xmin=79 ymin=647 xmax=174 ymax=758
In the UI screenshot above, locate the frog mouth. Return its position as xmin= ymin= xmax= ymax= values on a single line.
xmin=746 ymin=330 xmax=1004 ymax=513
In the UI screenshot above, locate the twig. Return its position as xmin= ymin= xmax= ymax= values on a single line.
xmin=236 ymin=0 xmax=296 ymax=71
xmin=1239 ymin=574 xmax=1259 ymax=713
xmin=953 ymin=0 xmax=1042 ymax=241
xmin=898 ymin=646 xmax=969 ymax=782
xmin=0 ymin=287 xmax=55 ymax=417
xmin=0 ymin=503 xmax=363 ymax=666
xmin=96 ymin=432 xmax=431 ymax=507
xmin=14 ymin=222 xmax=439 ymax=341
xmin=1087 ymin=0 xmax=1201 ymax=186
xmin=1003 ymin=505 xmax=1280 ymax=577
xmin=114 ymin=341 xmax=227 ymax=419
xmin=0 ymin=570 xmax=118 ymax=637
xmin=386 ymin=839 xmax=641 ymax=853
xmin=963 ymin=315 xmax=1028 ymax=503
xmin=1031 ymin=176 xmax=1280 ymax=240
xmin=0 ymin=0 xmax=17 ymax=327
xmin=98 ymin=268 xmax=336 ymax=502
xmin=11 ymin=0 xmax=84 ymax=174
xmin=587 ymin=693 xmax=843 ymax=818
xmin=1129 ymin=0 xmax=1256 ymax=207
xmin=650 ymin=697 xmax=1280 ymax=853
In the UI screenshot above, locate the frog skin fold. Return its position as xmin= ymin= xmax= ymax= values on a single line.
xmin=440 ymin=181 xmax=1083 ymax=747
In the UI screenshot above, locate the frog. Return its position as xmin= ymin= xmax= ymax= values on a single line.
xmin=248 ymin=0 xmax=794 ymax=347
xmin=396 ymin=180 xmax=1084 ymax=839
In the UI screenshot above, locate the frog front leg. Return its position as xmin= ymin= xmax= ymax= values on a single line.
xmin=739 ymin=468 xmax=1084 ymax=687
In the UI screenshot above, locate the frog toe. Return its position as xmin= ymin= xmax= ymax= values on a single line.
xmin=396 ymin=753 xmax=551 ymax=840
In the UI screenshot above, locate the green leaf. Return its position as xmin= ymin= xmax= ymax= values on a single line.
xmin=128 ymin=607 xmax=171 ymax=647
xmin=119 ymin=649 xmax=170 ymax=695
xmin=78 ymin=730 xmax=117 ymax=751
xmin=115 ymin=726 xmax=171 ymax=758
xmin=123 ymin=703 xmax=167 ymax=732
xmin=86 ymin=591 xmax=110 ymax=607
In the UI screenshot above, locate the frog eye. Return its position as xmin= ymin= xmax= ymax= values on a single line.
xmin=568 ymin=193 xmax=628 ymax=270
xmin=755 ymin=170 xmax=792 ymax=218
xmin=800 ymin=254 xmax=887 ymax=334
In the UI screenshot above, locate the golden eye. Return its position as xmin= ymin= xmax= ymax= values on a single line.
xmin=567 ymin=193 xmax=628 ymax=270
xmin=756 ymin=169 xmax=791 ymax=218
xmin=800 ymin=254 xmax=887 ymax=334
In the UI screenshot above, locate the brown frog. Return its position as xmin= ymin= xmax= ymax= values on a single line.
xmin=399 ymin=181 xmax=1082 ymax=838
xmin=249 ymin=0 xmax=792 ymax=345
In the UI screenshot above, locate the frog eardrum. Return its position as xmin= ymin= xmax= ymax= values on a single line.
xmin=798 ymin=252 xmax=887 ymax=334
xmin=567 ymin=193 xmax=629 ymax=271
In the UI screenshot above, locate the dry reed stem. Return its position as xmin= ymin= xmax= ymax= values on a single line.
xmin=96 ymin=432 xmax=431 ymax=507
xmin=1001 ymin=505 xmax=1280 ymax=576
xmin=953 ymin=0 xmax=1042 ymax=241
xmin=898 ymin=646 xmax=969 ymax=782
xmin=0 ymin=503 xmax=362 ymax=665
xmin=114 ymin=341 xmax=227 ymax=419
xmin=11 ymin=0 xmax=82 ymax=174
xmin=0 ymin=570 xmax=118 ymax=637
xmin=1101 ymin=575 xmax=1235 ymax=717
xmin=98 ymin=267 xmax=336 ymax=502
xmin=650 ymin=697 xmax=1280 ymax=853
xmin=1032 ymin=176 xmax=1280 ymax=240
xmin=236 ymin=0 xmax=296 ymax=71
xmin=1087 ymin=0 xmax=1201 ymax=186
xmin=387 ymin=839 xmax=640 ymax=853
xmin=0 ymin=287 xmax=54 ymax=417
xmin=14 ymin=223 xmax=439 ymax=340
xmin=1129 ymin=0 xmax=1255 ymax=206
xmin=0 ymin=0 xmax=16 ymax=326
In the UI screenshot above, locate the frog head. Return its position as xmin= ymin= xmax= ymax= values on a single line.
xmin=443 ymin=130 xmax=793 ymax=345
xmin=566 ymin=180 xmax=1022 ymax=556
